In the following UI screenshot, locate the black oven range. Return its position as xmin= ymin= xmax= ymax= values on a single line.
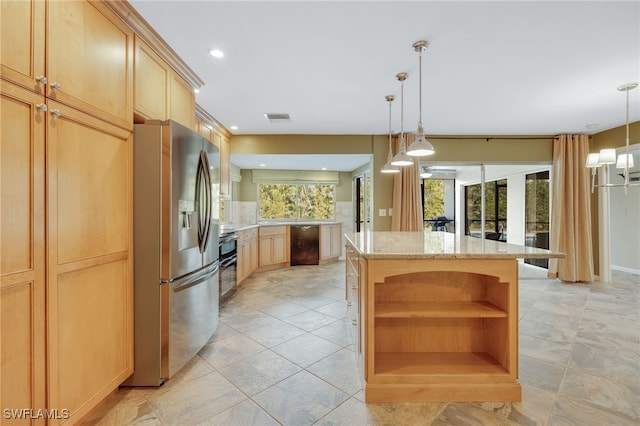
xmin=218 ymin=231 xmax=238 ymax=305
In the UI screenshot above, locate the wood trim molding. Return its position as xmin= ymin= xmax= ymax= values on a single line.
xmin=196 ymin=103 xmax=232 ymax=138
xmin=100 ymin=0 xmax=204 ymax=89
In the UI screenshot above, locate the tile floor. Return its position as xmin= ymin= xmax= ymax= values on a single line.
xmin=83 ymin=261 xmax=639 ymax=425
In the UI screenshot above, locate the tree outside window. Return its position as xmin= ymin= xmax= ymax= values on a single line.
xmin=258 ymin=183 xmax=335 ymax=220
xmin=464 ymin=179 xmax=507 ymax=238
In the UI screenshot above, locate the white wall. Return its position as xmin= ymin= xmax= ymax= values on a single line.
xmin=608 ymin=145 xmax=640 ymax=274
xmin=506 ymin=174 xmax=525 ymax=245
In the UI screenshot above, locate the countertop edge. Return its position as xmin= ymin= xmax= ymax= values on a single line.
xmin=344 ymin=232 xmax=565 ymax=260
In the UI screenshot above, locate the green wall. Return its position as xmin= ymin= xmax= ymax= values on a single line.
xmin=235 ymin=169 xmax=353 ymax=202
xmin=231 ymin=133 xmax=555 ymax=231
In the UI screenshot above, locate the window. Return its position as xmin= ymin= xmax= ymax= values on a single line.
xmin=464 ymin=179 xmax=507 ymax=239
xmin=524 ymin=171 xmax=550 ymax=268
xmin=258 ymin=183 xmax=335 ymax=220
xmin=422 ymin=178 xmax=455 ymax=231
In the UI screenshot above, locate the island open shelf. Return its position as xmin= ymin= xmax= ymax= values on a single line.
xmin=344 ymin=231 xmax=564 ymax=403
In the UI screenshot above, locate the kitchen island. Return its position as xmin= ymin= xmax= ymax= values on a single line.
xmin=344 ymin=231 xmax=564 ymax=403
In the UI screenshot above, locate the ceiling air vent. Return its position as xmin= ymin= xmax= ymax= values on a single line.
xmin=264 ymin=113 xmax=291 ymax=123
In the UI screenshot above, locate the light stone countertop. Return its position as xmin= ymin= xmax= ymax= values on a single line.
xmin=345 ymin=231 xmax=565 ymax=260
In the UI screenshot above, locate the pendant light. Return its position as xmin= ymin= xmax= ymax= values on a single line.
xmin=381 ymin=95 xmax=400 ymax=173
xmin=585 ymin=81 xmax=639 ymax=192
xmin=391 ymin=72 xmax=413 ymax=166
xmin=407 ymin=40 xmax=435 ymax=157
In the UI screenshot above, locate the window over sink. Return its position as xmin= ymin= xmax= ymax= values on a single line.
xmin=258 ymin=183 xmax=335 ymax=220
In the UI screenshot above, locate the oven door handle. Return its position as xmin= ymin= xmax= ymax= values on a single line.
xmin=220 ymin=254 xmax=237 ymax=268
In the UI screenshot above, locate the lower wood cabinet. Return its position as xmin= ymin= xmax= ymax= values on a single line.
xmin=320 ymin=223 xmax=343 ymax=262
xmin=237 ymin=227 xmax=258 ymax=284
xmin=258 ymin=226 xmax=289 ymax=271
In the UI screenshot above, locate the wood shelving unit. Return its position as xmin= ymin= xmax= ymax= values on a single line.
xmin=346 ymin=252 xmax=521 ymax=403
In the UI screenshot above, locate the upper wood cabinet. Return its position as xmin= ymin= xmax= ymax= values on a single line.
xmin=169 ymin=71 xmax=195 ymax=129
xmin=1 ymin=0 xmax=133 ymax=130
xmin=134 ymin=36 xmax=169 ymax=121
xmin=0 ymin=0 xmax=45 ymax=94
xmin=215 ymin=131 xmax=232 ymax=197
xmin=134 ymin=36 xmax=195 ymax=129
xmin=1 ymin=80 xmax=47 ymax=426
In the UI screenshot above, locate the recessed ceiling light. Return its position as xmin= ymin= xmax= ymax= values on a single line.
xmin=259 ymin=163 xmax=266 ymax=167
xmin=193 ymin=88 xmax=200 ymax=93
xmin=321 ymin=167 xmax=327 ymax=170
xmin=209 ymin=49 xmax=224 ymax=58
xmin=230 ymin=125 xmax=238 ymax=130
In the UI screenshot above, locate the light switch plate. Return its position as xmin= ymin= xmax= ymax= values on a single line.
xmin=388 ymin=208 xmax=393 ymax=216
xmin=379 ymin=209 xmax=386 ymax=217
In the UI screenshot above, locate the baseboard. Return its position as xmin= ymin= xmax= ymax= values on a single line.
xmin=611 ymin=265 xmax=640 ymax=275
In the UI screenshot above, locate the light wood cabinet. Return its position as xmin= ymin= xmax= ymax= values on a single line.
xmin=169 ymin=71 xmax=195 ymax=129
xmin=0 ymin=0 xmax=46 ymax=94
xmin=133 ymin=35 xmax=195 ymax=129
xmin=1 ymin=1 xmax=135 ymax=422
xmin=134 ymin=36 xmax=169 ymax=121
xmin=214 ymin=131 xmax=231 ymax=197
xmin=320 ymin=223 xmax=343 ymax=262
xmin=2 ymin=0 xmax=133 ymax=130
xmin=237 ymin=228 xmax=259 ymax=284
xmin=46 ymin=100 xmax=133 ymax=424
xmin=345 ymin=246 xmax=521 ymax=403
xmin=1 ymin=80 xmax=47 ymax=426
xmin=258 ymin=226 xmax=289 ymax=270
xmin=345 ymin=246 xmax=368 ymax=382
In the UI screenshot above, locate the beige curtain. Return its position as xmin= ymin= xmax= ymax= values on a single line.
xmin=548 ymin=134 xmax=594 ymax=282
xmin=391 ymin=134 xmax=424 ymax=231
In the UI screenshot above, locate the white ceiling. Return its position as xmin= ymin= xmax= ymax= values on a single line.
xmin=129 ymin=0 xmax=639 ymax=172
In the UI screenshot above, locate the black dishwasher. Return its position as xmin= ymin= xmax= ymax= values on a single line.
xmin=290 ymin=225 xmax=320 ymax=265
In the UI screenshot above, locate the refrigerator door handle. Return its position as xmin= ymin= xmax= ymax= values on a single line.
xmin=166 ymin=262 xmax=219 ymax=292
xmin=195 ymin=150 xmax=212 ymax=254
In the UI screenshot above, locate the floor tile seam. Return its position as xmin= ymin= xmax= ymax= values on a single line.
xmin=246 ymin=370 xmax=341 ymax=426
xmin=215 ymin=359 xmax=303 ymax=401
xmin=560 ymin=364 xmax=640 ymax=392
xmin=547 ymin=292 xmax=608 ymax=423
xmin=552 ymin=392 xmax=640 ymax=424
xmin=302 ymin=364 xmax=362 ymax=397
xmin=310 ymin=395 xmax=363 ymax=425
xmin=269 ymin=337 xmax=344 ymax=370
xmin=206 ymin=347 xmax=273 ymax=373
xmin=142 ymin=369 xmax=222 ymax=403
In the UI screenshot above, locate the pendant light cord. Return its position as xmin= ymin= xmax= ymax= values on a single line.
xmin=418 ymin=47 xmax=423 ymax=128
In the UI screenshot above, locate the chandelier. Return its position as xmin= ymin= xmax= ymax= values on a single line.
xmin=586 ymin=82 xmax=639 ymax=192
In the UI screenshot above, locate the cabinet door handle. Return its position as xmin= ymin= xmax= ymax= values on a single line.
xmin=50 ymin=82 xmax=61 ymax=91
xmin=347 ymin=301 xmax=353 ymax=306
xmin=36 ymin=76 xmax=47 ymax=85
xmin=350 ymin=284 xmax=358 ymax=290
xmin=50 ymin=109 xmax=61 ymax=118
xmin=351 ymin=319 xmax=358 ymax=325
xmin=36 ymin=103 xmax=48 ymax=112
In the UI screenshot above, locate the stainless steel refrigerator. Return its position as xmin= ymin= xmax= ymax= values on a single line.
xmin=126 ymin=120 xmax=220 ymax=386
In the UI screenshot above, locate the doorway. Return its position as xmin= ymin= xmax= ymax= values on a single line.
xmin=354 ymin=173 xmax=372 ymax=233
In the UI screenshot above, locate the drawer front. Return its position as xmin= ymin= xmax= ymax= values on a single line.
xmin=259 ymin=225 xmax=286 ymax=236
